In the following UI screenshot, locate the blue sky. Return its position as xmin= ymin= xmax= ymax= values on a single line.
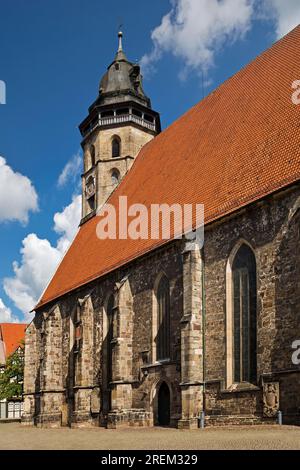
xmin=0 ymin=0 xmax=299 ymax=322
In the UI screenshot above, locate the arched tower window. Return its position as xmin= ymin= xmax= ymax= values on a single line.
xmin=111 ymin=169 xmax=120 ymax=185
xmin=156 ymin=275 xmax=170 ymax=361
xmin=112 ymin=137 xmax=121 ymax=158
xmin=232 ymin=244 xmax=257 ymax=384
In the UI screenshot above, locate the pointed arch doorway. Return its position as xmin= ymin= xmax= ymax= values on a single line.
xmin=157 ymin=382 xmax=170 ymax=426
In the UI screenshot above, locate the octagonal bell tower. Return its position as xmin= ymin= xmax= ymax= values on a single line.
xmin=79 ymin=31 xmax=161 ymax=222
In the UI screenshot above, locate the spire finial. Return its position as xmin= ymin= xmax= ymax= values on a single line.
xmin=118 ymin=29 xmax=123 ymax=52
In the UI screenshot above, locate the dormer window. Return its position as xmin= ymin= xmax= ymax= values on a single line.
xmin=112 ymin=137 xmax=121 ymax=158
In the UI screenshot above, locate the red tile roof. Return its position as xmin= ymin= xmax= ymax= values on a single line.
xmin=37 ymin=26 xmax=300 ymax=310
xmin=0 ymin=323 xmax=27 ymax=359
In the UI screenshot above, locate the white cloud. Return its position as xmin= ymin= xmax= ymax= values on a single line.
xmin=260 ymin=0 xmax=300 ymax=38
xmin=57 ymin=152 xmax=82 ymax=188
xmin=141 ymin=0 xmax=254 ymax=77
xmin=0 ymin=156 xmax=38 ymax=224
xmin=0 ymin=298 xmax=18 ymax=323
xmin=3 ymin=235 xmax=62 ymax=319
xmin=141 ymin=0 xmax=300 ymax=80
xmin=3 ymin=195 xmax=81 ymax=321
xmin=54 ymin=194 xmax=82 ymax=253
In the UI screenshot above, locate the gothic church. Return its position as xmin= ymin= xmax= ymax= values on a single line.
xmin=23 ymin=28 xmax=300 ymax=428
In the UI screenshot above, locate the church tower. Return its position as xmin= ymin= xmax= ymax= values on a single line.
xmin=79 ymin=31 xmax=161 ymax=222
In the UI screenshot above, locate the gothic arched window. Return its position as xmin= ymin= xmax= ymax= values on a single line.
xmin=156 ymin=276 xmax=170 ymax=361
xmin=106 ymin=294 xmax=114 ymax=386
xmin=112 ymin=137 xmax=121 ymax=158
xmin=232 ymin=244 xmax=257 ymax=384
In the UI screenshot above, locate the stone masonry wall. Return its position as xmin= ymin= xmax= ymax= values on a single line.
xmin=23 ymin=241 xmax=185 ymax=427
xmin=23 ymin=184 xmax=300 ymax=427
xmin=82 ymin=124 xmax=154 ymax=215
xmin=204 ymin=185 xmax=300 ymax=422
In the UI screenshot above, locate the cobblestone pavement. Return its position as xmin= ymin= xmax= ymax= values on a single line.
xmin=0 ymin=423 xmax=300 ymax=450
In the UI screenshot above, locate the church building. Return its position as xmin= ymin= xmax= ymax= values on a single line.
xmin=23 ymin=27 xmax=300 ymax=428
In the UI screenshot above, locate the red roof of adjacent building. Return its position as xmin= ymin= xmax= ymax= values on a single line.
xmin=0 ymin=323 xmax=27 ymax=360
xmin=37 ymin=26 xmax=300 ymax=310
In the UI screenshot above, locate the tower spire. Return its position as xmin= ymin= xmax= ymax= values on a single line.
xmin=114 ymin=28 xmax=126 ymax=61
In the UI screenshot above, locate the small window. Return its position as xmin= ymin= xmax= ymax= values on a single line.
xmin=85 ymin=175 xmax=95 ymax=198
xmin=112 ymin=137 xmax=121 ymax=158
xmin=88 ymin=195 xmax=95 ymax=211
xmin=111 ymin=169 xmax=120 ymax=185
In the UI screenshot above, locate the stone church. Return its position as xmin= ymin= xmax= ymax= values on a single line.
xmin=23 ymin=27 xmax=300 ymax=429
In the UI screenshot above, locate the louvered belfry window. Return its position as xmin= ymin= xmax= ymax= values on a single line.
xmin=232 ymin=244 xmax=257 ymax=384
xmin=156 ymin=276 xmax=170 ymax=361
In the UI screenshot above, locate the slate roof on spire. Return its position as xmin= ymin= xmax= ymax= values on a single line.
xmin=97 ymin=31 xmax=150 ymax=107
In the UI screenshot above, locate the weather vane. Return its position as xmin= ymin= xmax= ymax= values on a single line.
xmin=118 ymin=19 xmax=123 ymax=32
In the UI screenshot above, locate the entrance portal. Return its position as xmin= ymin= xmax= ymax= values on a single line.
xmin=157 ymin=382 xmax=170 ymax=426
